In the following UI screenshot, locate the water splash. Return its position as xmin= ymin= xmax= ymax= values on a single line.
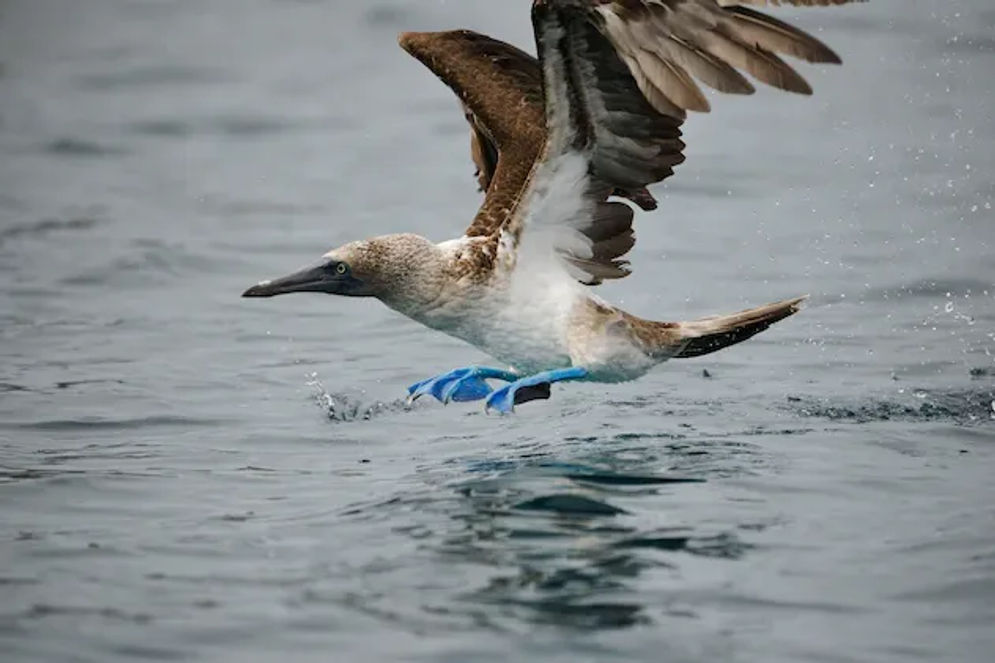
xmin=306 ymin=372 xmax=410 ymax=422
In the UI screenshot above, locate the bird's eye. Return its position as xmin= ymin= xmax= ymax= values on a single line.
xmin=335 ymin=263 xmax=348 ymax=275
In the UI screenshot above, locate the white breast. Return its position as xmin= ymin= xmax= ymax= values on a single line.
xmin=416 ymin=275 xmax=579 ymax=373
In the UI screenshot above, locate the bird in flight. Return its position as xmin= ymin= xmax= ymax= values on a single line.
xmin=244 ymin=0 xmax=863 ymax=413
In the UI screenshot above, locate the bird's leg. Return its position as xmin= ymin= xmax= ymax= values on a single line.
xmin=484 ymin=366 xmax=589 ymax=414
xmin=407 ymin=366 xmax=519 ymax=405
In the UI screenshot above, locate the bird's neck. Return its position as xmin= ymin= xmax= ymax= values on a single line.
xmin=372 ymin=241 xmax=451 ymax=319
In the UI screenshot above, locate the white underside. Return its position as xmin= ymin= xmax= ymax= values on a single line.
xmin=441 ymin=276 xmax=579 ymax=375
xmin=403 ymin=154 xmax=661 ymax=381
xmin=409 ymin=277 xmax=655 ymax=381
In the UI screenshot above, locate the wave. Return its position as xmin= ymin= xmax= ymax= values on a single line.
xmin=785 ymin=387 xmax=995 ymax=424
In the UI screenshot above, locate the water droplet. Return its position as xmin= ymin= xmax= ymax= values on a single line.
xmin=945 ymin=302 xmax=954 ymax=313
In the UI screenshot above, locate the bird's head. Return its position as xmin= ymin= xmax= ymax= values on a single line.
xmin=242 ymin=234 xmax=443 ymax=312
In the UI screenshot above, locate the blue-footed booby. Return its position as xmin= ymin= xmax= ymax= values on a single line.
xmin=244 ymin=0 xmax=864 ymax=413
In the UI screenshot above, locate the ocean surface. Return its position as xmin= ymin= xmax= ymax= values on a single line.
xmin=2 ymin=1 xmax=994 ymax=661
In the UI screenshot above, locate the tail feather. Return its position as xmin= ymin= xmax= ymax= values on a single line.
xmin=674 ymin=295 xmax=807 ymax=359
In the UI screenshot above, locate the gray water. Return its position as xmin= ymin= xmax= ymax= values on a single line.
xmin=2 ymin=1 xmax=994 ymax=661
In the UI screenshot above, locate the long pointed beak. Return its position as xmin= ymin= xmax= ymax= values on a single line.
xmin=242 ymin=262 xmax=334 ymax=298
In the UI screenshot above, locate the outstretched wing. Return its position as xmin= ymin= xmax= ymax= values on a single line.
xmin=400 ymin=30 xmax=546 ymax=239
xmin=401 ymin=1 xmax=862 ymax=284
xmin=459 ymin=50 xmax=661 ymax=213
xmin=399 ymin=30 xmax=657 ymax=244
xmin=495 ymin=0 xmax=861 ymax=283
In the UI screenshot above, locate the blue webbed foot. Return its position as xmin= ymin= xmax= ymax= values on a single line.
xmin=407 ymin=366 xmax=519 ymax=405
xmin=485 ymin=366 xmax=589 ymax=414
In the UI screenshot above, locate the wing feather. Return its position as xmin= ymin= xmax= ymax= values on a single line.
xmin=399 ymin=30 xmax=545 ymax=240
xmin=399 ymin=29 xmax=658 ymax=244
xmin=723 ymin=6 xmax=842 ymax=64
xmin=400 ymin=1 xmax=864 ymax=285
xmin=493 ymin=0 xmax=861 ymax=284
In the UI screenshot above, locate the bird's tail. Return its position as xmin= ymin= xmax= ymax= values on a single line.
xmin=672 ymin=295 xmax=807 ymax=359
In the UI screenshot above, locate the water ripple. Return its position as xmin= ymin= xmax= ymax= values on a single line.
xmin=0 ymin=217 xmax=101 ymax=244
xmin=44 ymin=138 xmax=127 ymax=158
xmin=0 ymin=415 xmax=225 ymax=431
xmin=513 ymin=494 xmax=629 ymax=517
xmin=785 ymin=388 xmax=995 ymax=424
xmin=77 ymin=65 xmax=230 ymax=90
xmin=337 ymin=444 xmax=756 ymax=632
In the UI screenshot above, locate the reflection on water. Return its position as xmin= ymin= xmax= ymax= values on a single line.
xmin=340 ymin=443 xmax=760 ymax=632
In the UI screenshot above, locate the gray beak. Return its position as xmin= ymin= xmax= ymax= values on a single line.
xmin=242 ymin=261 xmax=338 ymax=298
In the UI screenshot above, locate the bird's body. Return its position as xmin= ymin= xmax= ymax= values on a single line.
xmin=410 ymin=243 xmax=647 ymax=382
xmin=244 ymin=0 xmax=864 ymax=412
